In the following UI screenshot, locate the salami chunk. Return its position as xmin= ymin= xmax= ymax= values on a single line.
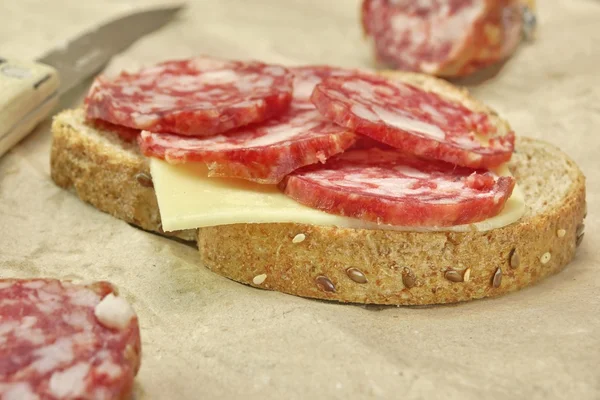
xmin=361 ymin=0 xmax=526 ymax=77
xmin=0 ymin=279 xmax=141 ymax=400
xmin=311 ymin=74 xmax=514 ymax=169
xmin=85 ymin=57 xmax=293 ymax=137
xmin=280 ymin=148 xmax=515 ymax=227
xmin=139 ymin=109 xmax=356 ymax=184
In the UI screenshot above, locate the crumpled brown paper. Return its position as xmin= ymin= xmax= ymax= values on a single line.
xmin=1 ymin=1 xmax=599 ymax=399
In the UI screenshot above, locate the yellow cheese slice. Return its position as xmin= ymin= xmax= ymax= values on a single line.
xmin=150 ymin=159 xmax=526 ymax=233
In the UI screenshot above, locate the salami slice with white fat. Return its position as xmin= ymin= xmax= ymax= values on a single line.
xmin=140 ymin=108 xmax=356 ymax=184
xmin=289 ymin=66 xmax=364 ymax=109
xmin=361 ymin=0 xmax=526 ymax=77
xmin=311 ymin=74 xmax=514 ymax=169
xmin=85 ymin=56 xmax=294 ymax=137
xmin=280 ymin=148 xmax=516 ymax=227
xmin=0 ymin=279 xmax=141 ymax=400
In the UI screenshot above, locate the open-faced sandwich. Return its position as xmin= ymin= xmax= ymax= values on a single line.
xmin=50 ymin=57 xmax=586 ymax=305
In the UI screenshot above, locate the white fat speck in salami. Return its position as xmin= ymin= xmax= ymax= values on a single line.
xmin=94 ymin=294 xmax=135 ymax=330
xmin=311 ymin=74 xmax=514 ymax=169
xmin=1 ymin=382 xmax=40 ymax=400
xmin=0 ymin=279 xmax=141 ymax=399
xmin=85 ymin=56 xmax=294 ymax=137
xmin=140 ymin=108 xmax=356 ymax=184
xmin=288 ymin=65 xmax=370 ymax=109
xmin=280 ymin=148 xmax=515 ymax=227
xmin=49 ymin=362 xmax=90 ymax=398
xmin=361 ymin=0 xmax=526 ymax=77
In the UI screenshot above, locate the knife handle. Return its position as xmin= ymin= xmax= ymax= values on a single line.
xmin=0 ymin=58 xmax=60 ymax=157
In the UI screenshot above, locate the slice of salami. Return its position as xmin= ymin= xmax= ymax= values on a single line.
xmin=361 ymin=0 xmax=526 ymax=77
xmin=0 ymin=279 xmax=141 ymax=400
xmin=140 ymin=108 xmax=356 ymax=184
xmin=350 ymin=134 xmax=395 ymax=150
xmin=85 ymin=56 xmax=294 ymax=137
xmin=280 ymin=148 xmax=516 ymax=227
xmin=289 ymin=66 xmax=364 ymax=109
xmin=310 ymin=74 xmax=514 ymax=169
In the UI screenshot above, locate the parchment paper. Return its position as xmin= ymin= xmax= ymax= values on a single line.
xmin=1 ymin=1 xmax=599 ymax=399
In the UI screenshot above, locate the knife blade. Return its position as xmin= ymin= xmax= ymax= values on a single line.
xmin=39 ymin=6 xmax=183 ymax=96
xmin=0 ymin=5 xmax=183 ymax=158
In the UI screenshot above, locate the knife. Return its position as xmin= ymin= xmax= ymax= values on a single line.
xmin=0 ymin=5 xmax=183 ymax=158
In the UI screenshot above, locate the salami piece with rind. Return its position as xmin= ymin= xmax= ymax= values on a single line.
xmin=310 ymin=74 xmax=514 ymax=169
xmin=361 ymin=0 xmax=527 ymax=77
xmin=280 ymin=148 xmax=515 ymax=227
xmin=85 ymin=57 xmax=294 ymax=137
xmin=139 ymin=109 xmax=356 ymax=184
xmin=0 ymin=279 xmax=141 ymax=400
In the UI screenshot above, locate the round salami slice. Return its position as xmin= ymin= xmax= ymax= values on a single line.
xmin=139 ymin=108 xmax=356 ymax=184
xmin=361 ymin=0 xmax=526 ymax=77
xmin=85 ymin=56 xmax=294 ymax=137
xmin=0 ymin=279 xmax=141 ymax=400
xmin=280 ymin=148 xmax=516 ymax=227
xmin=289 ymin=66 xmax=364 ymax=109
xmin=310 ymin=74 xmax=514 ymax=169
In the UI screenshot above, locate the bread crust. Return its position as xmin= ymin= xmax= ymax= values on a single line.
xmin=49 ymin=70 xmax=586 ymax=305
xmin=50 ymin=112 xmax=196 ymax=242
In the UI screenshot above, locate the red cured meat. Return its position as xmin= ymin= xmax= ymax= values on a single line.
xmin=361 ymin=0 xmax=525 ymax=77
xmin=139 ymin=109 xmax=357 ymax=184
xmin=0 ymin=279 xmax=141 ymax=400
xmin=289 ymin=65 xmax=367 ymax=109
xmin=280 ymin=148 xmax=515 ymax=227
xmin=85 ymin=56 xmax=294 ymax=137
xmin=443 ymin=0 xmax=525 ymax=76
xmin=310 ymin=74 xmax=514 ymax=169
xmin=350 ymin=135 xmax=395 ymax=150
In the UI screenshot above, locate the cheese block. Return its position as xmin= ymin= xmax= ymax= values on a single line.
xmin=150 ymin=158 xmax=526 ymax=233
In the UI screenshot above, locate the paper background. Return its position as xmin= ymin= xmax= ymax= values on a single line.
xmin=1 ymin=1 xmax=598 ymax=398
